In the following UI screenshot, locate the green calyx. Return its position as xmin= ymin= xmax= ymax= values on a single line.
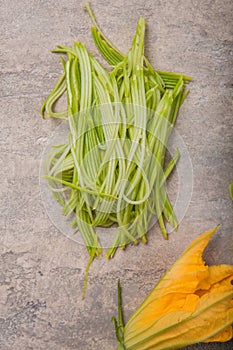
xmin=112 ymin=280 xmax=126 ymax=350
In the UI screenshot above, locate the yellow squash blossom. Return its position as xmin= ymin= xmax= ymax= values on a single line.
xmin=114 ymin=227 xmax=233 ymax=349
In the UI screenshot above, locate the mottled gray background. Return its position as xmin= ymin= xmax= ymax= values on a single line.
xmin=0 ymin=0 xmax=233 ymax=349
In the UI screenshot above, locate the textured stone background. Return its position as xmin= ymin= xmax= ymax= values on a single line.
xmin=1 ymin=0 xmax=233 ymax=349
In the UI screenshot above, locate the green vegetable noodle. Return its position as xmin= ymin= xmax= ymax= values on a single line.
xmin=41 ymin=4 xmax=191 ymax=294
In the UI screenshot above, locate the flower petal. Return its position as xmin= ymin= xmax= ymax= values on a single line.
xmin=123 ymin=227 xmax=233 ymax=350
xmin=125 ymin=228 xmax=216 ymax=337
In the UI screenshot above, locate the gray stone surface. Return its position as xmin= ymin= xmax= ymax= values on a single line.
xmin=0 ymin=0 xmax=233 ymax=349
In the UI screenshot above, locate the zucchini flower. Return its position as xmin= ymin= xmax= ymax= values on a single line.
xmin=113 ymin=227 xmax=233 ymax=349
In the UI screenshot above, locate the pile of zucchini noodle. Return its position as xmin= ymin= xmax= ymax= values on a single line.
xmin=41 ymin=4 xmax=191 ymax=290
